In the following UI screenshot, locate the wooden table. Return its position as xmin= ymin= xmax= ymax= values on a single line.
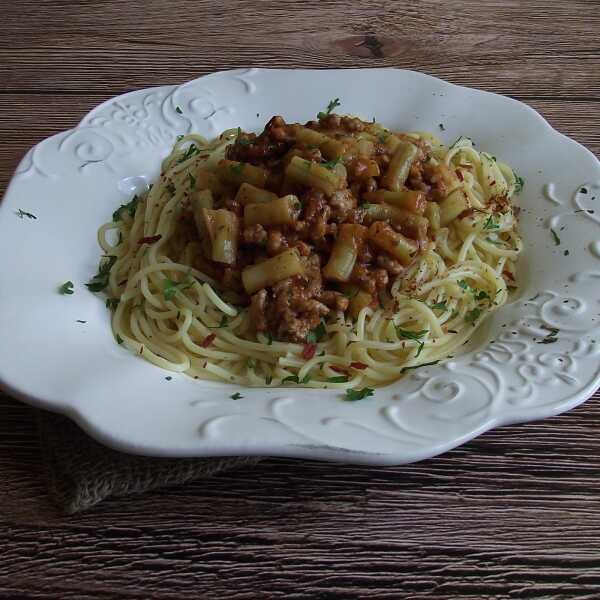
xmin=2 ymin=2 xmax=600 ymax=598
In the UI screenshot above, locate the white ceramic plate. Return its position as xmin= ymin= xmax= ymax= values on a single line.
xmin=1 ymin=68 xmax=599 ymax=464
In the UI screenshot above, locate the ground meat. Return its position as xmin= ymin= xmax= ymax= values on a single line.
xmin=265 ymin=255 xmax=326 ymax=342
xmin=318 ymin=290 xmax=350 ymax=312
xmin=243 ymin=224 xmax=267 ymax=245
xmin=301 ymin=189 xmax=331 ymax=241
xmin=341 ymin=116 xmax=365 ymax=132
xmin=267 ymin=230 xmax=288 ymax=255
xmin=351 ymin=263 xmax=376 ymax=294
xmin=302 ymin=147 xmax=323 ymax=162
xmin=222 ymin=267 xmax=243 ymax=292
xmin=377 ymin=254 xmax=404 ymax=275
xmin=249 ymin=289 xmax=268 ymax=332
xmin=407 ymin=160 xmax=430 ymax=193
xmin=357 ymin=242 xmax=374 ymax=264
xmin=329 ymin=189 xmax=356 ymax=222
xmin=423 ymin=162 xmax=452 ymax=202
xmin=222 ymin=196 xmax=243 ymax=216
xmin=374 ymin=268 xmax=389 ymax=289
xmin=362 ymin=177 xmax=378 ymax=194
xmin=319 ymin=114 xmax=341 ymax=129
xmin=198 ymin=114 xmax=452 ymax=340
xmin=294 ymin=240 xmax=312 ymax=256
xmin=226 ymin=115 xmax=293 ymax=165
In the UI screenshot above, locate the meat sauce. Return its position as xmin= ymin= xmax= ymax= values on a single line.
xmin=188 ymin=114 xmax=450 ymax=342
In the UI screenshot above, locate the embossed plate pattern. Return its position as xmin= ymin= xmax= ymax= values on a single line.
xmin=1 ymin=69 xmax=599 ymax=464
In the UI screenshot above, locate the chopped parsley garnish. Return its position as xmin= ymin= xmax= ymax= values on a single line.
xmin=396 ymin=328 xmax=428 ymax=341
xmin=210 ymin=315 xmax=228 ymax=328
xmin=176 ymin=134 xmax=184 ymax=141
xmin=163 ymin=277 xmax=192 ymax=301
xmin=116 ymin=334 xmax=124 ymax=345
xmin=178 ymin=144 xmax=200 ymax=164
xmin=112 ymin=195 xmax=139 ymax=221
xmin=449 ymin=136 xmax=470 ymax=150
xmin=483 ymin=215 xmax=500 ymax=230
xmin=230 ymin=392 xmax=243 ymax=400
xmin=246 ymin=358 xmax=257 ymax=370
xmin=86 ymin=255 xmax=117 ymax=292
xmin=514 ymin=173 xmax=525 ymax=193
xmin=230 ymin=163 xmax=244 ymax=176
xmin=58 ymin=281 xmax=74 ymax=295
xmin=429 ymin=301 xmax=447 ymax=311
xmin=175 ymin=106 xmax=183 ymax=114
xmin=236 ymin=127 xmax=252 ymax=146
xmin=359 ymin=202 xmax=372 ymax=209
xmin=282 ymin=373 xmax=311 ymax=384
xmin=306 ymin=319 xmax=327 ymax=343
xmin=401 ymin=360 xmax=440 ymax=373
xmin=378 ymin=133 xmax=388 ymax=143
xmin=321 ymin=157 xmax=341 ymax=170
xmin=317 ymin=98 xmax=341 ymax=119
xmin=106 ymin=298 xmax=119 ymax=311
xmin=16 ymin=209 xmax=37 ymax=220
xmin=457 ymin=280 xmax=491 ymax=304
xmin=550 ymin=228 xmax=561 ymax=246
xmin=538 ymin=328 xmax=559 ymax=344
xmin=188 ymin=173 xmax=196 ymax=188
xmin=465 ymin=308 xmax=481 ymax=324
xmin=345 ymin=387 xmax=374 ymax=401
xmin=328 ymin=375 xmax=349 ymax=383
xmin=415 ymin=342 xmax=425 ymax=358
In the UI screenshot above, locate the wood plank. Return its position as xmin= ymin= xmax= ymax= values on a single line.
xmin=1 ymin=1 xmax=599 ymax=598
xmin=2 ymin=48 xmax=599 ymax=100
xmin=2 ymin=0 xmax=599 ymax=45
xmin=0 ymin=97 xmax=598 ymax=195
xmin=2 ymin=393 xmax=600 ymax=599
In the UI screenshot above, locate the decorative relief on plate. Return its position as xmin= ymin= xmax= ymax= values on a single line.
xmin=13 ymin=71 xmax=253 ymax=181
xmin=4 ymin=69 xmax=600 ymax=462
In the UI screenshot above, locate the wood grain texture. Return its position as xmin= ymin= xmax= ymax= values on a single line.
xmin=1 ymin=0 xmax=600 ymax=598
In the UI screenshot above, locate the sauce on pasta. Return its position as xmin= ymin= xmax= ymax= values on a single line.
xmin=93 ymin=110 xmax=522 ymax=390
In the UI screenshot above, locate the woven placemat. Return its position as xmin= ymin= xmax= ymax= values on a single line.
xmin=36 ymin=409 xmax=260 ymax=514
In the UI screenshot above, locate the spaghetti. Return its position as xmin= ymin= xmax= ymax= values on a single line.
xmin=93 ymin=111 xmax=522 ymax=390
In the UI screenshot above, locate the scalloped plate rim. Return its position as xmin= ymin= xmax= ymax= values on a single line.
xmin=1 ymin=67 xmax=599 ymax=464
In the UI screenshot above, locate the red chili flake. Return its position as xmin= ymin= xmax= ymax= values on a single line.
xmin=331 ymin=365 xmax=348 ymax=374
xmin=201 ymin=333 xmax=216 ymax=348
xmin=138 ymin=234 xmax=162 ymax=245
xmin=503 ymin=270 xmax=515 ymax=282
xmin=350 ymin=362 xmax=368 ymax=370
xmin=455 ymin=169 xmax=464 ymax=181
xmin=302 ymin=343 xmax=316 ymax=360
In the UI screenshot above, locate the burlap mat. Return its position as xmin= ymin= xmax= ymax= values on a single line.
xmin=36 ymin=409 xmax=260 ymax=514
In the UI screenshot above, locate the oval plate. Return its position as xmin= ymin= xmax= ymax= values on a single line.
xmin=1 ymin=68 xmax=599 ymax=464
